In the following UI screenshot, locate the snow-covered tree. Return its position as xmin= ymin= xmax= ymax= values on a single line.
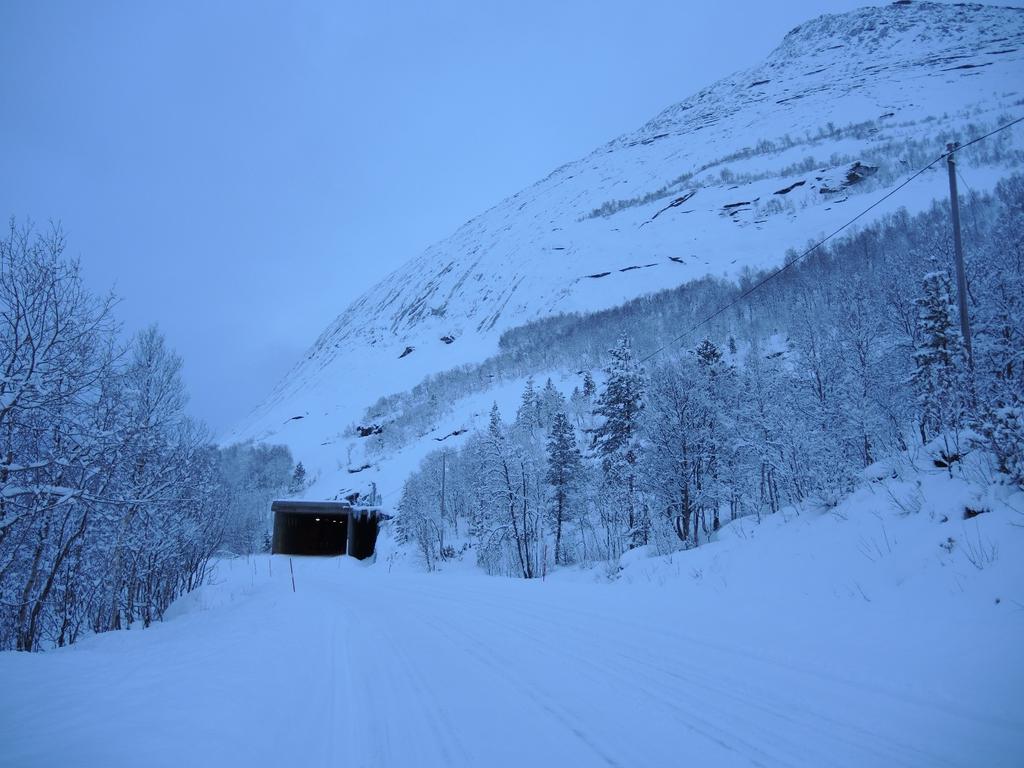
xmin=912 ymin=270 xmax=969 ymax=445
xmin=545 ymin=410 xmax=583 ymax=565
xmin=0 ymin=223 xmax=291 ymax=650
xmin=966 ymin=176 xmax=1024 ymax=485
xmin=593 ymin=335 xmax=646 ymax=552
xmin=289 ymin=461 xmax=307 ymax=495
xmin=390 ymin=176 xmax=1024 ymax=579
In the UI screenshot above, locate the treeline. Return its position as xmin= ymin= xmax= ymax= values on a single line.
xmin=395 ymin=176 xmax=1024 ymax=576
xmin=0 ymin=223 xmax=300 ymax=651
xmin=357 ymin=174 xmax=1022 ymax=463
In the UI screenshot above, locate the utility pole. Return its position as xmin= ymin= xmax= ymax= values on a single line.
xmin=946 ymin=142 xmax=974 ymax=370
xmin=440 ymin=451 xmax=447 ymax=525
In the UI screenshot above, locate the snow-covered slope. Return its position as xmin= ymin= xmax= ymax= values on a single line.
xmin=229 ymin=1 xmax=1024 ymax=500
xmin=3 ymin=467 xmax=1021 ymax=767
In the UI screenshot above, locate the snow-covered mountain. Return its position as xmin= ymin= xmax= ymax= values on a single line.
xmin=228 ymin=1 xmax=1024 ymax=500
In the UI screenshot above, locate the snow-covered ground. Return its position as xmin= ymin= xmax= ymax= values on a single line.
xmin=3 ymin=467 xmax=1021 ymax=768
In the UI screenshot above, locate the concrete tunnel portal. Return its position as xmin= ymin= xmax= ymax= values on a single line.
xmin=271 ymin=500 xmax=382 ymax=559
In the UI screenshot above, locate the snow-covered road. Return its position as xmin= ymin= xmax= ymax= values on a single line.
xmin=1 ymin=555 xmax=1021 ymax=768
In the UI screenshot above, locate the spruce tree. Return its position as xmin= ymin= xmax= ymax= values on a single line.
xmin=695 ymin=338 xmax=727 ymax=531
xmin=582 ymin=370 xmax=597 ymax=399
xmin=545 ymin=410 xmax=583 ymax=565
xmin=539 ymin=378 xmax=565 ymax=429
xmin=515 ymin=377 xmax=540 ymax=432
xmin=912 ymin=270 xmax=969 ymax=445
xmin=594 ymin=335 xmax=646 ymax=549
xmin=696 ymin=337 xmax=723 ymax=368
xmin=488 ymin=401 xmax=503 ymax=441
xmin=289 ymin=461 xmax=307 ymax=495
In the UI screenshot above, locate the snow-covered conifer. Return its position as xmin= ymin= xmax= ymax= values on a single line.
xmin=594 ymin=335 xmax=646 ymax=550
xmin=545 ymin=410 xmax=583 ymax=564
xmin=912 ymin=270 xmax=969 ymax=444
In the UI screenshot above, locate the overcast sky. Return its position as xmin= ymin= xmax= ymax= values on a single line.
xmin=1 ymin=0 xmax=883 ymax=432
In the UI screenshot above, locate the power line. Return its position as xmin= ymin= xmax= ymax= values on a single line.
xmin=638 ymin=114 xmax=1024 ymax=365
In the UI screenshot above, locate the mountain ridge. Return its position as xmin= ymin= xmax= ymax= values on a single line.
xmin=229 ymin=1 xmax=1024 ymax=498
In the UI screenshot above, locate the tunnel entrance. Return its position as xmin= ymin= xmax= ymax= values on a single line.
xmin=347 ymin=511 xmax=380 ymax=560
xmin=271 ymin=500 xmax=382 ymax=559
xmin=273 ymin=509 xmax=348 ymax=556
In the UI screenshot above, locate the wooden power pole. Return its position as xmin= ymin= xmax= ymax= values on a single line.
xmin=945 ymin=142 xmax=974 ymax=370
xmin=440 ymin=451 xmax=447 ymax=523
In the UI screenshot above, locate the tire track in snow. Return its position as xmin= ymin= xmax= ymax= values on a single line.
xmin=395 ymin=587 xmax=787 ymax=768
xmin=399 ymin=606 xmax=627 ymax=768
xmin=387 ymin=579 xmax=964 ymax=768
xmin=345 ymin=578 xmax=630 ymax=767
xmin=339 ymin=584 xmax=472 ymax=767
xmin=436 ymin=581 xmax=971 ymax=767
xmin=404 ymin=577 xmax=1023 ymax=731
xmin=344 ymin=615 xmax=392 ymax=768
xmin=385 ymin=581 xmax=779 ymax=766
